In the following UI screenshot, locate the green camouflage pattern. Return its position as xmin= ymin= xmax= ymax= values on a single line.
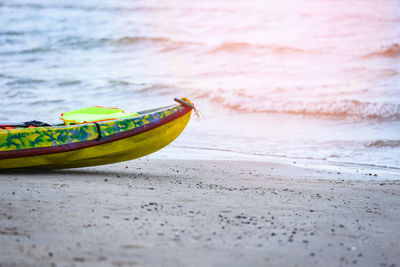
xmin=0 ymin=105 xmax=182 ymax=152
xmin=0 ymin=124 xmax=98 ymax=152
xmin=99 ymin=105 xmax=181 ymax=137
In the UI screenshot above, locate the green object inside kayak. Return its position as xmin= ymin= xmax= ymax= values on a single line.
xmin=60 ymin=106 xmax=139 ymax=125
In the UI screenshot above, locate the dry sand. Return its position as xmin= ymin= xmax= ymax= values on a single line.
xmin=0 ymin=159 xmax=399 ymax=266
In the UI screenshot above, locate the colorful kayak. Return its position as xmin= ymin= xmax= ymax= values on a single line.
xmin=0 ymin=98 xmax=194 ymax=169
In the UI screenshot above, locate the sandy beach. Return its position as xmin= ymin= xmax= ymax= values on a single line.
xmin=0 ymin=158 xmax=399 ymax=266
xmin=1 ymin=0 xmax=400 ymax=266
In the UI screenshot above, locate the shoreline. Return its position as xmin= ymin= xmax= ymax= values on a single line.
xmin=151 ymin=146 xmax=400 ymax=180
xmin=0 ymin=158 xmax=399 ymax=266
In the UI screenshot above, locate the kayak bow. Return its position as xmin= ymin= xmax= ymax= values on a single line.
xmin=0 ymin=98 xmax=194 ymax=169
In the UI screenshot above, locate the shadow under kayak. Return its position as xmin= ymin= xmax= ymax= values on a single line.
xmin=0 ymin=98 xmax=194 ymax=169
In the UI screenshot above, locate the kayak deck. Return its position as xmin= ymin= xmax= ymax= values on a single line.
xmin=0 ymin=99 xmax=193 ymax=169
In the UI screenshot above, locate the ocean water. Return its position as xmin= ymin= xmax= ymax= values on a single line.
xmin=1 ymin=0 xmax=400 ymax=173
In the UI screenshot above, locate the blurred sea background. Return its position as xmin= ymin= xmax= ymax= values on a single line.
xmin=1 ymin=0 xmax=399 ymax=174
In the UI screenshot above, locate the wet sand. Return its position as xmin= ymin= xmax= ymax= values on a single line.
xmin=0 ymin=159 xmax=399 ymax=266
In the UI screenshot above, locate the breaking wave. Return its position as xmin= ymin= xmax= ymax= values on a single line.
xmin=365 ymin=43 xmax=400 ymax=58
xmin=366 ymin=140 xmax=400 ymax=148
xmin=55 ymin=36 xmax=176 ymax=48
xmin=54 ymin=36 xmax=199 ymax=50
xmin=113 ymin=36 xmax=171 ymax=45
xmin=192 ymin=88 xmax=400 ymax=120
xmin=208 ymin=41 xmax=309 ymax=55
xmin=0 ymin=35 xmax=200 ymax=55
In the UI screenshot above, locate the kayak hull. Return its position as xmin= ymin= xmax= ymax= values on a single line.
xmin=0 ymin=102 xmax=192 ymax=169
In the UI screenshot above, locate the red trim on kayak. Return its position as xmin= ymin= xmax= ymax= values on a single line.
xmin=0 ymin=106 xmax=191 ymax=160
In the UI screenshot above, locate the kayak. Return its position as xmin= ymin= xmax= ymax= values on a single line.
xmin=0 ymin=98 xmax=194 ymax=169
